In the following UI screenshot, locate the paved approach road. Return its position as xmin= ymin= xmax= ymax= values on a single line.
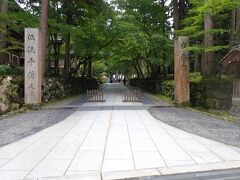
xmin=0 ymin=84 xmax=240 ymax=180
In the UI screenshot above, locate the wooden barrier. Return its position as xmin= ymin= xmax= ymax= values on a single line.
xmin=233 ymin=81 xmax=240 ymax=98
xmin=87 ymin=89 xmax=104 ymax=102
xmin=123 ymin=88 xmax=142 ymax=102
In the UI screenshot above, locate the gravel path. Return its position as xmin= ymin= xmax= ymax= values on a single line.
xmin=0 ymin=94 xmax=87 ymax=148
xmin=0 ymin=108 xmax=75 ymax=147
xmin=149 ymin=107 xmax=240 ymax=148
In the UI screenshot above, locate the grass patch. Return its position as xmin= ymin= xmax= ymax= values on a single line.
xmin=187 ymin=106 xmax=239 ymax=122
xmin=190 ymin=72 xmax=203 ymax=82
xmin=154 ymin=94 xmax=174 ymax=105
xmin=153 ymin=93 xmax=239 ymax=123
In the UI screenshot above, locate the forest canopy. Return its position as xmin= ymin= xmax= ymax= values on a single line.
xmin=0 ymin=0 xmax=240 ymax=79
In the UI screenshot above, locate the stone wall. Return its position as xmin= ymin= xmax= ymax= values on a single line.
xmin=190 ymin=82 xmax=206 ymax=107
xmin=0 ymin=76 xmax=99 ymax=114
xmin=204 ymin=80 xmax=233 ymax=110
xmin=130 ymin=78 xmax=233 ymax=110
xmin=42 ymin=77 xmax=99 ymax=102
xmin=230 ymin=98 xmax=240 ymax=116
xmin=42 ymin=78 xmax=66 ymax=102
xmin=0 ymin=77 xmax=22 ymax=115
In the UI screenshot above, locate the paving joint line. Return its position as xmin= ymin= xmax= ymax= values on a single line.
xmin=100 ymin=87 xmax=115 ymax=173
xmin=156 ymin=167 xmax=163 ymax=175
xmin=63 ymin=110 xmax=102 ymax=176
xmin=158 ymin=120 xmax=240 ymax=167
xmin=135 ymin=110 xmax=167 ymax=168
xmin=23 ymin=111 xmax=88 ymax=179
xmin=125 ymin=110 xmax=137 ymax=170
xmin=156 ymin=120 xmax=198 ymax=166
xmin=179 ymin=129 xmax=228 ymax=163
xmin=0 ymin=131 xmax=48 ymax=169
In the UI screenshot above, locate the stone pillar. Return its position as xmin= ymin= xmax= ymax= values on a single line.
xmin=24 ymin=28 xmax=42 ymax=104
xmin=174 ymin=36 xmax=190 ymax=104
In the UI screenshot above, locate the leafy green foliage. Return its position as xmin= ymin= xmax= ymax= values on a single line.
xmin=2 ymin=0 xmax=237 ymax=79
xmin=179 ymin=0 xmax=240 ymax=55
xmin=0 ymin=0 xmax=39 ymax=53
xmin=0 ymin=65 xmax=24 ymax=76
xmin=107 ymin=0 xmax=173 ymax=79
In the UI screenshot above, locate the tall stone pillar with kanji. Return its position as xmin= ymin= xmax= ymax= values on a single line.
xmin=174 ymin=36 xmax=190 ymax=104
xmin=24 ymin=28 xmax=42 ymax=104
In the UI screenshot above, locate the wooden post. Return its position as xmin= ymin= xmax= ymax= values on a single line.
xmin=174 ymin=36 xmax=190 ymax=104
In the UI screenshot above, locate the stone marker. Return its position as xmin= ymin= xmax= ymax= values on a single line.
xmin=174 ymin=36 xmax=190 ymax=104
xmin=24 ymin=28 xmax=42 ymax=104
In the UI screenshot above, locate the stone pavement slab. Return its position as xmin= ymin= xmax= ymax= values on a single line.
xmin=0 ymin=84 xmax=240 ymax=180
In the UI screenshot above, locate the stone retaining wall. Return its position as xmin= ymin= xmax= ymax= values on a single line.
xmin=0 ymin=76 xmax=23 ymax=115
xmin=129 ymin=78 xmax=233 ymax=110
xmin=0 ymin=76 xmax=99 ymax=115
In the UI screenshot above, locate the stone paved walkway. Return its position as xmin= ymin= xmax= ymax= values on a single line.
xmin=0 ymin=84 xmax=240 ymax=180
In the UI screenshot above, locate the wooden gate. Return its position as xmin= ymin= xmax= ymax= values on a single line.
xmin=87 ymin=89 xmax=105 ymax=102
xmin=233 ymin=81 xmax=240 ymax=98
xmin=123 ymin=88 xmax=142 ymax=102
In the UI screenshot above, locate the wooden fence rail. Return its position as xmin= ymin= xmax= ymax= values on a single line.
xmin=87 ymin=89 xmax=104 ymax=102
xmin=233 ymin=81 xmax=240 ymax=98
xmin=123 ymin=88 xmax=142 ymax=102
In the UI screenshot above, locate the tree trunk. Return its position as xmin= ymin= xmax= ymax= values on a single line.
xmin=230 ymin=9 xmax=240 ymax=46
xmin=82 ymin=61 xmax=87 ymax=77
xmin=202 ymin=10 xmax=215 ymax=77
xmin=87 ymin=55 xmax=93 ymax=78
xmin=46 ymin=35 xmax=51 ymax=75
xmin=63 ymin=0 xmax=72 ymax=77
xmin=235 ymin=10 xmax=240 ymax=44
xmin=53 ymin=44 xmax=58 ymax=75
xmin=0 ymin=0 xmax=8 ymax=64
xmin=64 ymin=32 xmax=70 ymax=77
xmin=136 ymin=59 xmax=145 ymax=78
xmin=39 ymin=0 xmax=49 ymax=77
xmin=172 ymin=0 xmax=180 ymax=31
xmin=53 ymin=35 xmax=59 ymax=75
xmin=148 ymin=61 xmax=157 ymax=79
xmin=194 ymin=53 xmax=201 ymax=72
xmin=132 ymin=60 xmax=140 ymax=78
xmin=161 ymin=0 xmax=167 ymax=78
xmin=145 ymin=60 xmax=151 ymax=78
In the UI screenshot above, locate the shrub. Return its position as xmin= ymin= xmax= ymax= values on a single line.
xmin=0 ymin=65 xmax=24 ymax=76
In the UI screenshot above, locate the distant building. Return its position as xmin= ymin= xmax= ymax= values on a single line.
xmin=219 ymin=45 xmax=240 ymax=78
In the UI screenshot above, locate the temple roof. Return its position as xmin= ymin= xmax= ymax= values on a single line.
xmin=219 ymin=45 xmax=240 ymax=65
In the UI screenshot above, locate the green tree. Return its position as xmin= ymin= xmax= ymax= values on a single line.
xmin=109 ymin=0 xmax=173 ymax=79
xmin=179 ymin=0 xmax=240 ymax=77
